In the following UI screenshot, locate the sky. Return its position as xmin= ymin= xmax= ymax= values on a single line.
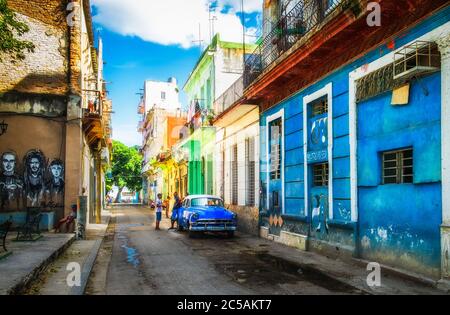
xmin=91 ymin=0 xmax=262 ymax=147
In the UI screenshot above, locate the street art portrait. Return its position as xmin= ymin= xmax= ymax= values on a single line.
xmin=45 ymin=159 xmax=65 ymax=207
xmin=0 ymin=151 xmax=24 ymax=211
xmin=23 ymin=150 xmax=46 ymax=207
xmin=311 ymin=194 xmax=329 ymax=234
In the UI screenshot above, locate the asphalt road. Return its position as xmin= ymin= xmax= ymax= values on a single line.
xmin=86 ymin=206 xmax=360 ymax=295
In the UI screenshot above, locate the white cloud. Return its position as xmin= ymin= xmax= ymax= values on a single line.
xmin=221 ymin=0 xmax=262 ymax=13
xmin=91 ymin=0 xmax=261 ymax=48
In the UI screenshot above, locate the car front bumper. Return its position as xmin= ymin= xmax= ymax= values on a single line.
xmin=190 ymin=224 xmax=237 ymax=232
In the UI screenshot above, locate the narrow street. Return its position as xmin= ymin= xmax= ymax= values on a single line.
xmin=85 ymin=206 xmax=362 ymax=295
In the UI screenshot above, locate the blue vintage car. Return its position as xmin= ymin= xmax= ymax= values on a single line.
xmin=177 ymin=195 xmax=237 ymax=238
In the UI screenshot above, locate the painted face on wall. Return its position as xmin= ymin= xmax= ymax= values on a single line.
xmin=50 ymin=164 xmax=62 ymax=178
xmin=2 ymin=153 xmax=16 ymax=176
xmin=30 ymin=158 xmax=41 ymax=174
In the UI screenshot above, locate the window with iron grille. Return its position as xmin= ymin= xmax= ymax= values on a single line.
xmin=246 ymin=138 xmax=256 ymax=207
xmin=220 ymin=150 xmax=225 ymax=200
xmin=231 ymin=145 xmax=238 ymax=205
xmin=270 ymin=119 xmax=282 ymax=180
xmin=313 ymin=163 xmax=329 ymax=187
xmin=311 ymin=95 xmax=328 ymax=117
xmin=383 ymin=149 xmax=413 ymax=184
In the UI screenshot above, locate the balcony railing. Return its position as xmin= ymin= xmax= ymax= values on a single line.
xmin=244 ymin=0 xmax=342 ymax=88
xmin=214 ymin=76 xmax=244 ymax=115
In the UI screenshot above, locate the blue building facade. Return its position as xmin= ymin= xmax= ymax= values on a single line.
xmin=258 ymin=7 xmax=449 ymax=278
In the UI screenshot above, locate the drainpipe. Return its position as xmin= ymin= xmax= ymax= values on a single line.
xmin=95 ymin=149 xmax=102 ymax=224
xmin=437 ymin=34 xmax=450 ymax=286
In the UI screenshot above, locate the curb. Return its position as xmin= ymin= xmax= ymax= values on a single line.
xmin=7 ymin=234 xmax=76 ymax=295
xmin=253 ymin=247 xmax=374 ymax=295
xmin=352 ymin=257 xmax=439 ymax=290
xmin=69 ymin=239 xmax=103 ymax=295
xmin=70 ymin=214 xmax=112 ymax=295
xmin=284 ymin=258 xmax=374 ymax=295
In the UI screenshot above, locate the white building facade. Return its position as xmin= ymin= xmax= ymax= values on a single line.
xmin=138 ymin=78 xmax=182 ymax=204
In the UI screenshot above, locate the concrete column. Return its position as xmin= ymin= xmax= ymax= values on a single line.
xmin=96 ymin=151 xmax=102 ymax=224
xmin=438 ymin=34 xmax=450 ymax=282
xmin=65 ymin=0 xmax=83 ymax=217
xmin=64 ymin=96 xmax=83 ymax=217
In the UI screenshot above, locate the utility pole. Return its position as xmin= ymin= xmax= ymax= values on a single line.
xmin=241 ymin=0 xmax=246 ymax=72
xmin=192 ymin=23 xmax=204 ymax=55
xmin=208 ymin=1 xmax=217 ymax=44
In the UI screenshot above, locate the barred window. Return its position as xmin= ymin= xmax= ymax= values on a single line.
xmin=383 ymin=149 xmax=413 ymax=184
xmin=313 ymin=163 xmax=329 ymax=187
xmin=311 ymin=95 xmax=328 ymax=117
xmin=246 ymin=138 xmax=256 ymax=207
xmin=220 ymin=150 xmax=225 ymax=200
xmin=231 ymin=145 xmax=238 ymax=205
xmin=270 ymin=118 xmax=282 ymax=180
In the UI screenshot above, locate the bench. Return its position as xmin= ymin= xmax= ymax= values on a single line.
xmin=0 ymin=219 xmax=13 ymax=252
xmin=16 ymin=208 xmax=42 ymax=241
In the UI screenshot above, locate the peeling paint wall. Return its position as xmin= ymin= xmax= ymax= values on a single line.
xmin=358 ymin=73 xmax=442 ymax=278
xmin=258 ymin=6 xmax=449 ymax=276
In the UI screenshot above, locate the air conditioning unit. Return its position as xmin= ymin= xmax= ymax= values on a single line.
xmin=394 ymin=41 xmax=440 ymax=80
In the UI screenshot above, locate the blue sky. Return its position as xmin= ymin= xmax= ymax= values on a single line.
xmin=95 ymin=28 xmax=203 ymax=146
xmin=91 ymin=0 xmax=262 ymax=146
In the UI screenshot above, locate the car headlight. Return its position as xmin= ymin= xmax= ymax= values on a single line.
xmin=232 ymin=213 xmax=237 ymax=220
xmin=191 ymin=213 xmax=199 ymax=220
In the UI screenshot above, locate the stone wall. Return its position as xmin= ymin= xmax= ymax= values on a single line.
xmin=7 ymin=0 xmax=69 ymax=29
xmin=226 ymin=204 xmax=259 ymax=236
xmin=0 ymin=2 xmax=69 ymax=96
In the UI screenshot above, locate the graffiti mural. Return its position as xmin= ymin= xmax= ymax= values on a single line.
xmin=311 ymin=193 xmax=329 ymax=234
xmin=0 ymin=151 xmax=24 ymax=211
xmin=24 ymin=150 xmax=46 ymax=207
xmin=46 ymin=159 xmax=65 ymax=207
xmin=0 ymin=150 xmax=65 ymax=211
xmin=307 ymin=117 xmax=328 ymax=163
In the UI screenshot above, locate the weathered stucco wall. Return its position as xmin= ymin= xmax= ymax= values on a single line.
xmin=0 ymin=4 xmax=69 ymax=96
xmin=358 ymin=73 xmax=442 ymax=278
xmin=258 ymin=7 xmax=449 ymax=277
xmin=227 ymin=204 xmax=259 ymax=236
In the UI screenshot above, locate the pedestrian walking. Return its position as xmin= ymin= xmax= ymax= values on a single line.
xmin=155 ymin=193 xmax=163 ymax=230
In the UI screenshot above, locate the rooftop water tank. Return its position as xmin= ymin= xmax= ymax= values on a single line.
xmin=168 ymin=77 xmax=177 ymax=85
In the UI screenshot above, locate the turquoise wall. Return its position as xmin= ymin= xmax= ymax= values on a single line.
xmin=357 ymin=73 xmax=442 ymax=276
xmin=259 ymin=6 xmax=449 ymax=272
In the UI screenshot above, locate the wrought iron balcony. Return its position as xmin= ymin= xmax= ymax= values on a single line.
xmin=214 ymin=76 xmax=244 ymax=115
xmin=244 ymin=0 xmax=342 ymax=88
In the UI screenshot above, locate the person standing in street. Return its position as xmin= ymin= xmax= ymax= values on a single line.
xmin=164 ymin=196 xmax=171 ymax=219
xmin=155 ymin=193 xmax=163 ymax=230
xmin=170 ymin=192 xmax=182 ymax=230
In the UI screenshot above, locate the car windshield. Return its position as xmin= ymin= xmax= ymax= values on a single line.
xmin=191 ymin=198 xmax=224 ymax=207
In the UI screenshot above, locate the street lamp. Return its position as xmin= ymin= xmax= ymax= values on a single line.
xmin=0 ymin=121 xmax=8 ymax=136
